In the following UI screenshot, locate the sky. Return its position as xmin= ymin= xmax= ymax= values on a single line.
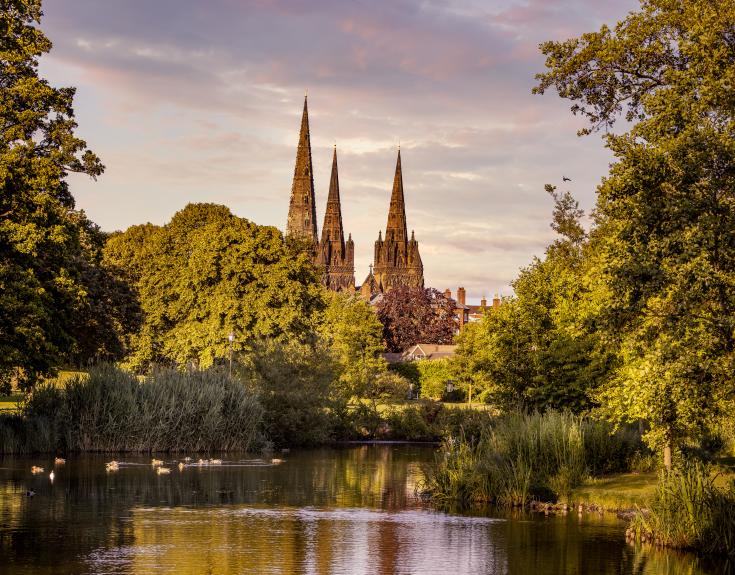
xmin=39 ymin=0 xmax=638 ymax=302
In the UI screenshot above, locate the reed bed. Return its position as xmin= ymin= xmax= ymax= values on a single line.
xmin=1 ymin=364 xmax=264 ymax=453
xmin=422 ymin=410 xmax=642 ymax=506
xmin=627 ymin=462 xmax=735 ymax=556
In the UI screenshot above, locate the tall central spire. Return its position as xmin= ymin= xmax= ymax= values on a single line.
xmin=286 ymin=96 xmax=318 ymax=243
xmin=320 ymin=146 xmax=345 ymax=249
xmin=385 ymin=149 xmax=408 ymax=243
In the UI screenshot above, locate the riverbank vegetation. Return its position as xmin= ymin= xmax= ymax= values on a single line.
xmin=627 ymin=463 xmax=735 ymax=556
xmin=421 ymin=410 xmax=649 ymax=506
xmin=0 ymin=365 xmax=264 ymax=453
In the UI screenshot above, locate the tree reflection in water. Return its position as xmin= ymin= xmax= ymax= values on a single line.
xmin=0 ymin=446 xmax=731 ymax=575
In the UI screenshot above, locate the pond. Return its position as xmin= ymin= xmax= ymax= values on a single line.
xmin=0 ymin=445 xmax=730 ymax=574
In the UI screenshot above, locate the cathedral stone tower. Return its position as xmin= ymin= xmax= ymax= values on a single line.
xmin=286 ymin=96 xmax=318 ymax=243
xmin=316 ymin=147 xmax=355 ymax=291
xmin=368 ymin=150 xmax=424 ymax=294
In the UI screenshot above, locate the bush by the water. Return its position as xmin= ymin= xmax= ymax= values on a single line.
xmin=0 ymin=364 xmax=264 ymax=453
xmin=422 ymin=410 xmax=646 ymax=506
xmin=338 ymin=401 xmax=494 ymax=443
xmin=628 ymin=462 xmax=735 ymax=556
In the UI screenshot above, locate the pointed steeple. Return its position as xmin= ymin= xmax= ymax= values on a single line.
xmin=320 ymin=146 xmax=344 ymax=249
xmin=385 ymin=149 xmax=408 ymax=243
xmin=286 ymin=96 xmax=318 ymax=243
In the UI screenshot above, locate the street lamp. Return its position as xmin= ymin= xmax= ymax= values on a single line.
xmin=228 ymin=332 xmax=235 ymax=377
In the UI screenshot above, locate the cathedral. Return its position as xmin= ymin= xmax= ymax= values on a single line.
xmin=286 ymin=97 xmax=424 ymax=297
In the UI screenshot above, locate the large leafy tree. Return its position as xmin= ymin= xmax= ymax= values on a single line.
xmin=453 ymin=187 xmax=610 ymax=411
xmin=535 ymin=0 xmax=735 ymax=467
xmin=319 ymin=291 xmax=386 ymax=399
xmin=104 ymin=203 xmax=325 ymax=371
xmin=375 ymin=286 xmax=456 ymax=353
xmin=0 ymin=1 xmax=128 ymax=392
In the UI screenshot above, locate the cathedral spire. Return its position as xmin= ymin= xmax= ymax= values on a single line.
xmin=320 ymin=146 xmax=344 ymax=248
xmin=286 ymin=96 xmax=318 ymax=243
xmin=385 ymin=149 xmax=408 ymax=243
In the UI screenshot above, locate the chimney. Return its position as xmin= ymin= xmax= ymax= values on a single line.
xmin=457 ymin=287 xmax=466 ymax=306
xmin=444 ymin=288 xmax=451 ymax=300
xmin=492 ymin=294 xmax=501 ymax=309
xmin=480 ymin=297 xmax=487 ymax=308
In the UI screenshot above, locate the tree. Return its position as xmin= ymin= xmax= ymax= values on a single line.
xmin=452 ymin=186 xmax=611 ymax=412
xmin=319 ymin=291 xmax=387 ymax=400
xmin=535 ymin=0 xmax=735 ymax=468
xmin=103 ymin=203 xmax=325 ymax=371
xmin=375 ymin=287 xmax=456 ymax=352
xmin=0 ymin=1 xmax=119 ymax=392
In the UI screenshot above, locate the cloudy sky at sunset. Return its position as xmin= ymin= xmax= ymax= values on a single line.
xmin=40 ymin=0 xmax=637 ymax=301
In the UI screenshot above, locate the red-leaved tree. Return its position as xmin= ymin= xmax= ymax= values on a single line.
xmin=375 ymin=287 xmax=457 ymax=352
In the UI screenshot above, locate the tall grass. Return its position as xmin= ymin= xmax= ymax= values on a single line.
xmin=422 ymin=410 xmax=644 ymax=506
xmin=628 ymin=462 xmax=735 ymax=556
xmin=1 ymin=364 xmax=264 ymax=453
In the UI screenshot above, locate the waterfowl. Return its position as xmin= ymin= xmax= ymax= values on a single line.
xmin=271 ymin=458 xmax=283 ymax=465
xmin=54 ymin=457 xmax=65 ymax=465
xmin=49 ymin=471 xmax=55 ymax=481
xmin=26 ymin=489 xmax=35 ymax=497
xmin=30 ymin=466 xmax=44 ymax=474
xmin=105 ymin=461 xmax=119 ymax=472
xmin=183 ymin=457 xmax=192 ymax=462
xmin=178 ymin=462 xmax=185 ymax=471
xmin=209 ymin=459 xmax=222 ymax=465
xmin=156 ymin=467 xmax=171 ymax=474
xmin=151 ymin=459 xmax=164 ymax=467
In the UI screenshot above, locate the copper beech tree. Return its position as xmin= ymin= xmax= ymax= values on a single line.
xmin=375 ymin=287 xmax=456 ymax=353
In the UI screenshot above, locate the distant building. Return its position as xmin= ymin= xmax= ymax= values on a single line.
xmin=361 ymin=149 xmax=424 ymax=298
xmin=443 ymin=287 xmax=501 ymax=330
xmin=285 ymin=96 xmax=423 ymax=295
xmin=382 ymin=343 xmax=457 ymax=364
xmin=286 ymin=97 xmax=355 ymax=291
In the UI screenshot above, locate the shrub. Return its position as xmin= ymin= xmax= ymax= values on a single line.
xmin=243 ymin=339 xmax=342 ymax=448
xmin=422 ymin=410 xmax=645 ymax=506
xmin=2 ymin=363 xmax=264 ymax=453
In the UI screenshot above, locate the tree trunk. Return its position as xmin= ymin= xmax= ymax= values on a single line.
xmin=663 ymin=436 xmax=673 ymax=471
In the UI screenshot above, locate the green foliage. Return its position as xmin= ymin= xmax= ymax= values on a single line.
xmin=242 ymin=338 xmax=342 ymax=448
xmin=388 ymin=359 xmax=454 ymax=400
xmin=416 ymin=359 xmax=453 ymax=400
xmin=452 ymin=188 xmax=611 ymax=413
xmin=319 ymin=292 xmax=387 ymax=399
xmin=0 ymin=1 xmax=139 ymax=392
xmin=423 ymin=410 xmax=644 ymax=506
xmin=535 ymin=0 xmax=735 ymax=464
xmin=629 ymin=462 xmax=735 ymax=555
xmin=104 ymin=203 xmax=325 ymax=371
xmin=0 ymin=363 xmax=264 ymax=453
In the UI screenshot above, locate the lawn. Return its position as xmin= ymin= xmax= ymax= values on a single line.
xmin=0 ymin=393 xmax=23 ymax=413
xmin=571 ymin=472 xmax=658 ymax=510
xmin=0 ymin=370 xmax=87 ymax=413
xmin=571 ymin=463 xmax=735 ymax=511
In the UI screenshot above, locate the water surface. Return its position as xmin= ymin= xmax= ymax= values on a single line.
xmin=0 ymin=446 xmax=730 ymax=574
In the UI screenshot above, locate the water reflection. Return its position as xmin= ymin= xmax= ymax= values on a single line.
xmin=0 ymin=446 xmax=731 ymax=575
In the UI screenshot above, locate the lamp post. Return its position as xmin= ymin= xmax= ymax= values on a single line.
xmin=228 ymin=332 xmax=235 ymax=377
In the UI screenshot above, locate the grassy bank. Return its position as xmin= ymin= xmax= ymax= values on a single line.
xmin=627 ymin=463 xmax=735 ymax=557
xmin=421 ymin=410 xmax=648 ymax=506
xmin=570 ymin=472 xmax=658 ymax=510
